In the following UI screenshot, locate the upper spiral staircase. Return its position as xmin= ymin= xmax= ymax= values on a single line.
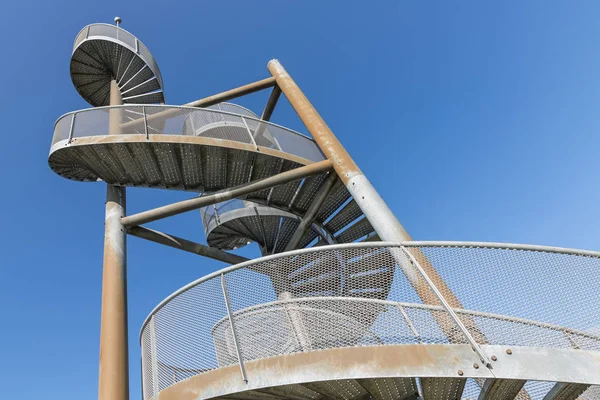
xmin=50 ymin=20 xmax=600 ymax=400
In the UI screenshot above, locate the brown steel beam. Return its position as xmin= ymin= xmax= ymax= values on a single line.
xmin=186 ymin=77 xmax=276 ymax=108
xmin=285 ymin=171 xmax=338 ymax=251
xmin=121 ymin=159 xmax=333 ymax=228
xmin=98 ymin=80 xmax=129 ymax=400
xmin=128 ymin=226 xmax=249 ymax=265
xmin=120 ymin=77 xmax=276 ymax=131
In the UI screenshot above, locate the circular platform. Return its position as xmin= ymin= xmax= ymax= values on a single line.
xmin=140 ymin=242 xmax=600 ymax=400
xmin=49 ymin=104 xmax=379 ymax=251
xmin=71 ymin=23 xmax=164 ymax=106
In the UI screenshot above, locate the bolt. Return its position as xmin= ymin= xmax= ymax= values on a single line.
xmin=506 ymin=349 xmax=512 ymax=355
xmin=457 ymin=370 xmax=463 ymax=376
xmin=473 ymin=363 xmax=479 ymax=369
xmin=491 ymin=355 xmax=497 ymax=361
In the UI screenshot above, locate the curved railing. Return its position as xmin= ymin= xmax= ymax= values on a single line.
xmin=200 ymin=199 xmax=299 ymax=243
xmin=139 ymin=241 xmax=600 ymax=400
xmin=50 ymin=105 xmax=325 ymax=163
xmin=73 ymin=23 xmax=164 ymax=90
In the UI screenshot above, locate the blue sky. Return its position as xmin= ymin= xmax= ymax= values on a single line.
xmin=2 ymin=1 xmax=600 ymax=398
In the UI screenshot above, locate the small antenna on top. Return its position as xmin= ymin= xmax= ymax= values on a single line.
xmin=114 ymin=16 xmax=122 ymax=27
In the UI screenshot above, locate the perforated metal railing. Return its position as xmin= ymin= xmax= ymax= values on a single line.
xmin=73 ymin=23 xmax=163 ymax=89
xmin=50 ymin=105 xmax=325 ymax=163
xmin=200 ymin=199 xmax=251 ymax=237
xmin=139 ymin=241 xmax=600 ymax=400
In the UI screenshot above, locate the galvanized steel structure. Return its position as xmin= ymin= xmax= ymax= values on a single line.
xmin=50 ymin=20 xmax=600 ymax=400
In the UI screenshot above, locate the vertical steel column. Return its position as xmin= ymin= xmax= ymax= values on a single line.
xmin=98 ymin=79 xmax=129 ymax=400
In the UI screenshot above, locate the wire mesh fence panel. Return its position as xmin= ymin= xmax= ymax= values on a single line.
xmin=139 ymin=243 xmax=600 ymax=399
xmin=140 ymin=324 xmax=154 ymax=400
xmin=208 ymin=103 xmax=259 ymax=118
xmin=408 ymin=244 xmax=600 ymax=346
xmin=148 ymin=276 xmax=229 ymax=392
xmin=52 ymin=114 xmax=73 ymax=146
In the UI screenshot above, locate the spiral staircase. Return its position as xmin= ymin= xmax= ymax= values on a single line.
xmin=50 ymin=21 xmax=600 ymax=400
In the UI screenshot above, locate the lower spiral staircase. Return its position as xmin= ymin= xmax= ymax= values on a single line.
xmin=50 ymin=21 xmax=600 ymax=400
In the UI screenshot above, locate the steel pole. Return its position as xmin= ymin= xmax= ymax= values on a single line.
xmin=98 ymin=80 xmax=129 ymax=400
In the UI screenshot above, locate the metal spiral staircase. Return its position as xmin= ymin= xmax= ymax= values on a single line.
xmin=50 ymin=20 xmax=600 ymax=400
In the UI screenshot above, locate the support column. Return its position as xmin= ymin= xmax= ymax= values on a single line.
xmin=98 ymin=80 xmax=129 ymax=400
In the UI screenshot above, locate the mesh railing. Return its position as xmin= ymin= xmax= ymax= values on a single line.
xmin=200 ymin=199 xmax=250 ymax=233
xmin=72 ymin=23 xmax=163 ymax=89
xmin=139 ymin=242 xmax=600 ymax=399
xmin=51 ymin=105 xmax=325 ymax=163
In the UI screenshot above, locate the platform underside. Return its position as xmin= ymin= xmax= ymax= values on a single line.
xmin=49 ymin=136 xmax=377 ymax=248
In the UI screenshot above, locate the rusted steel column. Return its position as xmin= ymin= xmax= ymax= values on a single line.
xmin=98 ymin=80 xmax=129 ymax=400
xmin=267 ymin=60 xmax=467 ymax=311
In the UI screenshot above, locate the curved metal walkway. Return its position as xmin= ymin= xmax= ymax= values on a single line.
xmin=140 ymin=242 xmax=600 ymax=400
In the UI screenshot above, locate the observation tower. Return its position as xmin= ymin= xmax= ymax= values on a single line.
xmin=49 ymin=19 xmax=600 ymax=400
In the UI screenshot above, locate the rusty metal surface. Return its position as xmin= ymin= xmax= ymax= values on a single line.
xmin=155 ymin=344 xmax=492 ymax=400
xmin=99 ymin=184 xmax=129 ymax=400
xmin=98 ymin=81 xmax=129 ymax=400
xmin=267 ymin=60 xmax=361 ymax=186
xmin=186 ymin=77 xmax=275 ymax=109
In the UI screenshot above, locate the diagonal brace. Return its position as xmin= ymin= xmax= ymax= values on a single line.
xmin=121 ymin=159 xmax=333 ymax=227
xmin=127 ymin=226 xmax=249 ymax=265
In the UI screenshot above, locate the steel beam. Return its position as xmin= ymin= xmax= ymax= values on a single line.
xmin=285 ymin=171 xmax=338 ymax=251
xmin=120 ymin=77 xmax=276 ymax=130
xmin=98 ymin=80 xmax=129 ymax=400
xmin=186 ymin=77 xmax=276 ymax=108
xmin=121 ymin=159 xmax=333 ymax=227
xmin=261 ymin=85 xmax=282 ymax=121
xmin=127 ymin=226 xmax=249 ymax=265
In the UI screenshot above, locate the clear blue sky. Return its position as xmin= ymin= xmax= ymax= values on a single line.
xmin=2 ymin=1 xmax=600 ymax=398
